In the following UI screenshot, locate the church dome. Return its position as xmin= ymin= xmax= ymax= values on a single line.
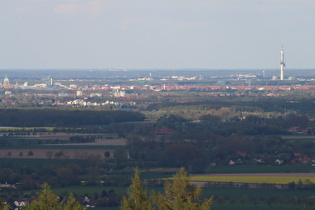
xmin=3 ymin=75 xmax=10 ymax=86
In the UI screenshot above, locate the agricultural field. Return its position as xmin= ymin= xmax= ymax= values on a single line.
xmin=203 ymin=187 xmax=315 ymax=210
xmin=191 ymin=173 xmax=315 ymax=184
xmin=2 ymin=131 xmax=124 ymax=142
xmin=206 ymin=164 xmax=314 ymax=173
xmin=0 ymin=127 xmax=55 ymax=131
xmin=0 ymin=134 xmax=127 ymax=159
xmin=0 ymin=148 xmax=114 ymax=159
xmin=52 ymin=138 xmax=127 ymax=146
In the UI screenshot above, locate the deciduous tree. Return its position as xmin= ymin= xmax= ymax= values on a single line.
xmin=104 ymin=151 xmax=111 ymax=158
xmin=28 ymin=151 xmax=34 ymax=157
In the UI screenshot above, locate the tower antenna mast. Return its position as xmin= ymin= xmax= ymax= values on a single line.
xmin=280 ymin=38 xmax=285 ymax=80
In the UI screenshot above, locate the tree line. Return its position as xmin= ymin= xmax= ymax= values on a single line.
xmin=121 ymin=167 xmax=212 ymax=210
xmin=0 ymin=109 xmax=145 ymax=127
xmin=1 ymin=183 xmax=86 ymax=210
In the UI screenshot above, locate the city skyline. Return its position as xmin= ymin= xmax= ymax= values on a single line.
xmin=1 ymin=0 xmax=315 ymax=70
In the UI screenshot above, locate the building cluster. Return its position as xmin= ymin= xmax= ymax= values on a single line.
xmin=226 ymin=151 xmax=315 ymax=167
xmin=0 ymin=67 xmax=315 ymax=109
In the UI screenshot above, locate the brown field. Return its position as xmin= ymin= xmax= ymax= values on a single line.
xmin=0 ymin=133 xmax=127 ymax=159
xmin=0 ymin=149 xmax=114 ymax=159
xmin=17 ymin=133 xmax=125 ymax=141
xmin=50 ymin=138 xmax=127 ymax=146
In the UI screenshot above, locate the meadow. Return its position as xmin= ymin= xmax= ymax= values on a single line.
xmin=206 ymin=164 xmax=314 ymax=173
xmin=191 ymin=174 xmax=315 ymax=184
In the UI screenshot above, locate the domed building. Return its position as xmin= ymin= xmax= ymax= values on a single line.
xmin=3 ymin=75 xmax=9 ymax=87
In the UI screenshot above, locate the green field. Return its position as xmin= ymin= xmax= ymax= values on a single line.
xmin=202 ymin=188 xmax=315 ymax=210
xmin=206 ymin=165 xmax=314 ymax=173
xmin=191 ymin=176 xmax=315 ymax=184
xmin=0 ymin=158 xmax=89 ymax=168
xmin=281 ymin=135 xmax=315 ymax=141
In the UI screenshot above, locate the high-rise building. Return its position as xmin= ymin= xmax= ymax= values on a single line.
xmin=76 ymin=91 xmax=83 ymax=97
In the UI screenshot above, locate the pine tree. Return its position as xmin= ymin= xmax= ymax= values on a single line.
xmin=152 ymin=168 xmax=212 ymax=210
xmin=23 ymin=183 xmax=60 ymax=210
xmin=0 ymin=197 xmax=9 ymax=210
xmin=62 ymin=193 xmax=86 ymax=210
xmin=120 ymin=167 xmax=153 ymax=210
xmin=22 ymin=183 xmax=86 ymax=210
xmin=121 ymin=167 xmax=212 ymax=210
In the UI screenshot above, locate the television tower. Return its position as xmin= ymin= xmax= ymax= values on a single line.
xmin=280 ymin=38 xmax=285 ymax=80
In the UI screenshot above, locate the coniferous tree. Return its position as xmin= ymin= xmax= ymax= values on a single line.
xmin=0 ymin=198 xmax=9 ymax=210
xmin=121 ymin=167 xmax=212 ymax=210
xmin=26 ymin=183 xmax=60 ymax=210
xmin=120 ymin=167 xmax=153 ymax=210
xmin=152 ymin=168 xmax=212 ymax=210
xmin=62 ymin=193 xmax=86 ymax=210
xmin=22 ymin=183 xmax=86 ymax=210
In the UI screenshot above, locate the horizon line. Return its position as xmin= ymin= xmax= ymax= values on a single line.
xmin=0 ymin=68 xmax=315 ymax=71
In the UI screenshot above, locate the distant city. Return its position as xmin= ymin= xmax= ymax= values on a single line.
xmin=0 ymin=69 xmax=314 ymax=109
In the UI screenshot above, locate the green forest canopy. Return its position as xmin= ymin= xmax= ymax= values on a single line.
xmin=0 ymin=109 xmax=145 ymax=127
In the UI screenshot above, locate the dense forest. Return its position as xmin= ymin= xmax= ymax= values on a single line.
xmin=0 ymin=109 xmax=145 ymax=127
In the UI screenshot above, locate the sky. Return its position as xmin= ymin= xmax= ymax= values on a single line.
xmin=0 ymin=0 xmax=314 ymax=70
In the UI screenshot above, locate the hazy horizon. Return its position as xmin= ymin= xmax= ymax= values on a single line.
xmin=0 ymin=68 xmax=315 ymax=72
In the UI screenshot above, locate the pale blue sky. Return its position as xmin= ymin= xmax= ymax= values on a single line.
xmin=0 ymin=0 xmax=314 ymax=70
